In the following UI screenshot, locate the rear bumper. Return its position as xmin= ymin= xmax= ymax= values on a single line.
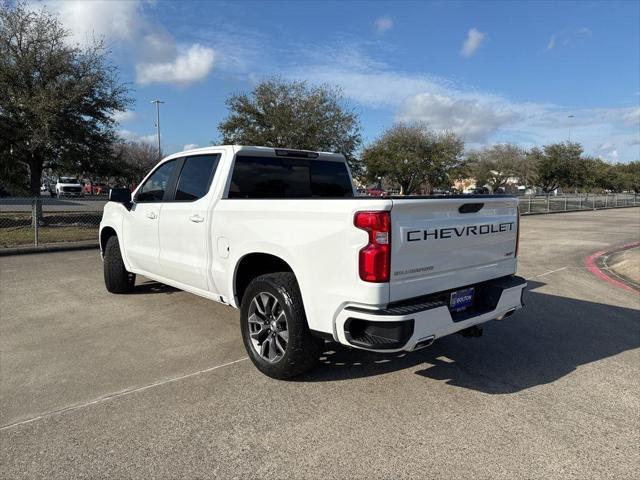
xmin=334 ymin=275 xmax=526 ymax=352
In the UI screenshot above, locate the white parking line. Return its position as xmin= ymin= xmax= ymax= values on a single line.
xmin=0 ymin=357 xmax=249 ymax=431
xmin=526 ymin=266 xmax=568 ymax=280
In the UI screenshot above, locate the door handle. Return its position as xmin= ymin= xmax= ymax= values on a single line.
xmin=146 ymin=211 xmax=157 ymax=220
xmin=189 ymin=214 xmax=204 ymax=223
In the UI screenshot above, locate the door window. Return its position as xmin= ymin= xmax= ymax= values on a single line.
xmin=136 ymin=160 xmax=178 ymax=202
xmin=175 ymin=155 xmax=220 ymax=201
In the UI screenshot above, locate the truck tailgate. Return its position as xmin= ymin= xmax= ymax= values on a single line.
xmin=389 ymin=197 xmax=518 ymax=302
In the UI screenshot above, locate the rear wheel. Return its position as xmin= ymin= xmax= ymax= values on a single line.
xmin=103 ymin=236 xmax=135 ymax=293
xmin=240 ymin=272 xmax=322 ymax=379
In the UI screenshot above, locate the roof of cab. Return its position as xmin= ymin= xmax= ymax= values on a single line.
xmin=164 ymin=145 xmax=345 ymax=162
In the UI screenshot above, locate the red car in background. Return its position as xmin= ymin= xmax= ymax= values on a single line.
xmin=83 ymin=181 xmax=111 ymax=195
xmin=366 ymin=187 xmax=387 ymax=197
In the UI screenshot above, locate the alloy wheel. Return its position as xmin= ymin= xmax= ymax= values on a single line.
xmin=247 ymin=292 xmax=289 ymax=363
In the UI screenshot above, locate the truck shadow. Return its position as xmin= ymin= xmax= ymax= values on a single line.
xmin=297 ymin=280 xmax=640 ymax=393
xmin=131 ymin=280 xmax=179 ymax=295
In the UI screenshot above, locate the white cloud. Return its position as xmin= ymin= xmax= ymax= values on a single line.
xmin=183 ymin=144 xmax=199 ymax=151
xmin=118 ymin=129 xmax=156 ymax=144
xmin=289 ymin=68 xmax=440 ymax=107
xmin=374 ymin=16 xmax=393 ymax=34
xmin=285 ymin=44 xmax=638 ymax=160
xmin=37 ymin=0 xmax=141 ymax=46
xmin=37 ymin=0 xmax=215 ymax=87
xmin=622 ymin=107 xmax=640 ymax=126
xmin=135 ymin=44 xmax=215 ymax=86
xmin=598 ymin=143 xmax=619 ymax=162
xmin=545 ymin=27 xmax=592 ymax=52
xmin=140 ymin=31 xmax=178 ymax=64
xmin=112 ymin=110 xmax=137 ymax=123
xmin=546 ymin=35 xmax=556 ymax=51
xmin=397 ymin=93 xmax=519 ymax=142
xmin=461 ymin=28 xmax=486 ymax=57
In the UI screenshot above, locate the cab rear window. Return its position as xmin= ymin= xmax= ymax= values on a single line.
xmin=228 ymin=156 xmax=353 ymax=199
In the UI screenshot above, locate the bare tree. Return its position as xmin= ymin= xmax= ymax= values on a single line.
xmin=110 ymin=140 xmax=158 ymax=187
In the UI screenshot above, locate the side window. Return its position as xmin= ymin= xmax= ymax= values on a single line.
xmin=310 ymin=161 xmax=353 ymax=197
xmin=175 ymin=154 xmax=220 ymax=201
xmin=136 ymin=160 xmax=178 ymax=202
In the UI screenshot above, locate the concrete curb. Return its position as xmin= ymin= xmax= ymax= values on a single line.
xmin=0 ymin=241 xmax=99 ymax=256
xmin=585 ymin=241 xmax=640 ymax=294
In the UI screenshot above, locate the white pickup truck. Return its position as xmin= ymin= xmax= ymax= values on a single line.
xmin=100 ymin=146 xmax=526 ymax=378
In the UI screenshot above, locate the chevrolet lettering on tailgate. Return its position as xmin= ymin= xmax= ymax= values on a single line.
xmin=406 ymin=222 xmax=515 ymax=242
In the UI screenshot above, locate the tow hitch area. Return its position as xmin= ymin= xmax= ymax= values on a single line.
xmin=459 ymin=325 xmax=483 ymax=338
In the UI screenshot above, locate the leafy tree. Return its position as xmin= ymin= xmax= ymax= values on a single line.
xmin=465 ymin=144 xmax=526 ymax=192
xmin=528 ymin=142 xmax=583 ymax=193
xmin=619 ymin=161 xmax=640 ymax=193
xmin=580 ymin=157 xmax=612 ymax=192
xmin=0 ymin=1 xmax=131 ymax=195
xmin=218 ymin=78 xmax=362 ymax=176
xmin=362 ymin=122 xmax=464 ymax=195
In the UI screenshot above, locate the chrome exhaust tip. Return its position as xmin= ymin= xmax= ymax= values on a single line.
xmin=413 ymin=336 xmax=435 ymax=350
xmin=497 ymin=308 xmax=518 ymax=320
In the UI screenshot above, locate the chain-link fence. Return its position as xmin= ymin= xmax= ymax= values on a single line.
xmin=0 ymin=193 xmax=638 ymax=249
xmin=519 ymin=193 xmax=638 ymax=214
xmin=0 ymin=196 xmax=106 ymax=248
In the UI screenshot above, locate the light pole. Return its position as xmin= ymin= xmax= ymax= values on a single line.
xmin=151 ymin=99 xmax=165 ymax=160
xmin=567 ymin=114 xmax=574 ymax=142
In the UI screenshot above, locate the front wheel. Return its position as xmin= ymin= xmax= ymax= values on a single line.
xmin=240 ymin=272 xmax=323 ymax=379
xmin=103 ymin=236 xmax=135 ymax=293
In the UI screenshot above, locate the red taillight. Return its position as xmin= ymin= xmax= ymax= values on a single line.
xmin=515 ymin=206 xmax=521 ymax=257
xmin=354 ymin=211 xmax=391 ymax=282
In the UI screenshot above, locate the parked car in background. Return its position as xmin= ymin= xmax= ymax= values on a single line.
xmin=431 ymin=189 xmax=453 ymax=196
xmin=83 ymin=181 xmax=111 ymax=195
xmin=55 ymin=177 xmax=83 ymax=198
xmin=41 ymin=182 xmax=55 ymax=196
xmin=92 ymin=183 xmax=111 ymax=195
xmin=366 ymin=187 xmax=387 ymax=197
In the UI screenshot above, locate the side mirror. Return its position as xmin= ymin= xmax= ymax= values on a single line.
xmin=109 ymin=187 xmax=132 ymax=205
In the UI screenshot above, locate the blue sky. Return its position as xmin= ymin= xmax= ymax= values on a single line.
xmin=38 ymin=0 xmax=640 ymax=162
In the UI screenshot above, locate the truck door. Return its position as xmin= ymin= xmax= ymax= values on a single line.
xmin=122 ymin=159 xmax=179 ymax=274
xmin=158 ymin=154 xmax=221 ymax=291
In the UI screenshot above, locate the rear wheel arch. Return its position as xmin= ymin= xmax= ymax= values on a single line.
xmin=234 ymin=253 xmax=296 ymax=307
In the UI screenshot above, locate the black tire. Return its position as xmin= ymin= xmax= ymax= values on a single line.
xmin=240 ymin=272 xmax=323 ymax=379
xmin=103 ymin=236 xmax=135 ymax=293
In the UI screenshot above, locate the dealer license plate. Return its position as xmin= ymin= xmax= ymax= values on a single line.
xmin=450 ymin=287 xmax=474 ymax=312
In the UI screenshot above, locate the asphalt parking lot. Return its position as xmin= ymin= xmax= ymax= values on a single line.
xmin=1 ymin=208 xmax=639 ymax=479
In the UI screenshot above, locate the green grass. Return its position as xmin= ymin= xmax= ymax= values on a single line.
xmin=0 ymin=226 xmax=98 ymax=247
xmin=0 ymin=210 xmax=101 ymax=246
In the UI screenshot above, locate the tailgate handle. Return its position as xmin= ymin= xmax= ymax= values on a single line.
xmin=459 ymin=203 xmax=484 ymax=214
